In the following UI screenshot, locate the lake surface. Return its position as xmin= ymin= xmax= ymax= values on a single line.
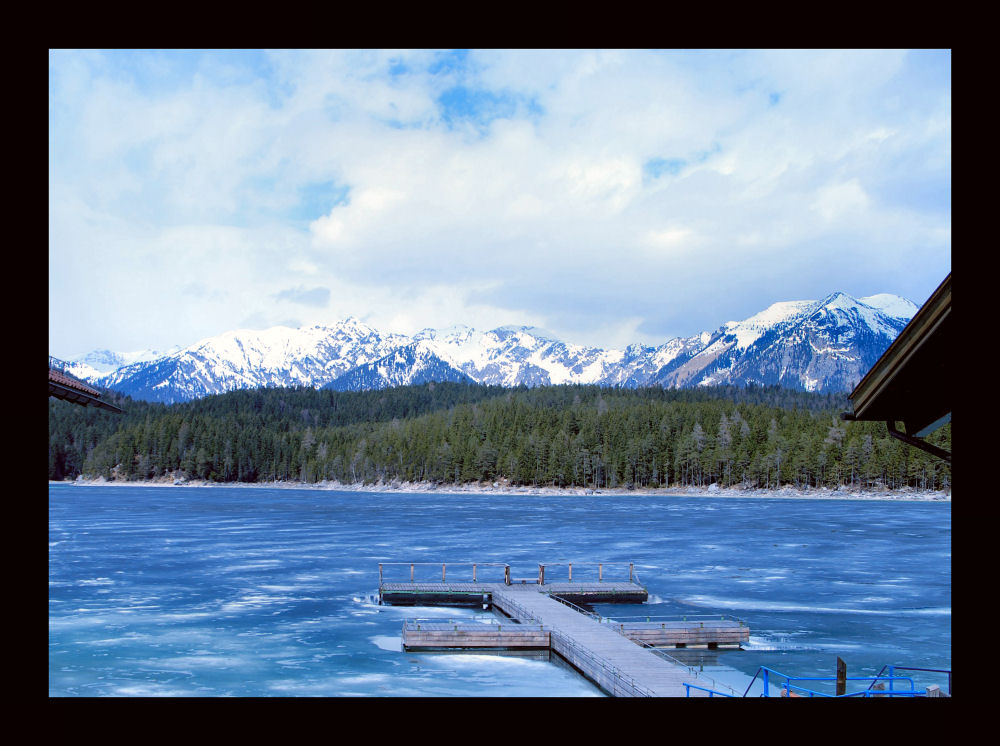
xmin=49 ymin=484 xmax=951 ymax=697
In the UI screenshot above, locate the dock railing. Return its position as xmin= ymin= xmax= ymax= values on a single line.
xmin=379 ymin=562 xmax=511 ymax=584
xmin=379 ymin=561 xmax=642 ymax=586
xmin=544 ymin=594 xmax=741 ymax=697
xmin=545 ymin=600 xmax=746 ymax=631
xmin=403 ymin=618 xmax=546 ymax=633
xmin=497 ymin=591 xmax=656 ymax=697
xmin=537 ymin=562 xmax=637 ymax=585
xmin=634 ymin=639 xmax=742 ymax=696
xmin=548 ymin=594 xmax=603 ymax=620
xmin=601 ymin=613 xmax=747 ymax=624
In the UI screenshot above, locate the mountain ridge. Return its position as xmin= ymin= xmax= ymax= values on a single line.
xmin=57 ymin=291 xmax=919 ymax=403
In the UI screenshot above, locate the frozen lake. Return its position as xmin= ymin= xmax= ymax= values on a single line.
xmin=49 ymin=484 xmax=950 ymax=696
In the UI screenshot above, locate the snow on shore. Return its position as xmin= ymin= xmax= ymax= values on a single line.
xmin=53 ymin=477 xmax=950 ymax=502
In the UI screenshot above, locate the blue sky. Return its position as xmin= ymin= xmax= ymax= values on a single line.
xmin=49 ymin=49 xmax=951 ymax=357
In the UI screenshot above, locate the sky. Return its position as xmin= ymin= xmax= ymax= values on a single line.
xmin=49 ymin=49 xmax=951 ymax=358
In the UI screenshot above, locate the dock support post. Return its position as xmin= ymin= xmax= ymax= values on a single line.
xmin=473 ymin=564 xmax=477 ymax=582
xmin=379 ymin=564 xmax=383 ymax=585
xmin=599 ymin=563 xmax=603 ymax=582
xmin=539 ymin=564 xmax=545 ymax=585
xmin=836 ymin=657 xmax=847 ymax=697
xmin=410 ymin=564 xmax=414 ymax=582
xmin=568 ymin=563 xmax=572 ymax=581
xmin=442 ymin=564 xmax=446 ymax=582
xmin=629 ymin=563 xmax=633 ymax=583
xmin=504 ymin=565 xmax=510 ymax=585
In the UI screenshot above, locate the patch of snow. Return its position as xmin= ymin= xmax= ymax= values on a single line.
xmin=859 ymin=293 xmax=919 ymax=320
xmin=726 ymin=300 xmax=815 ymax=350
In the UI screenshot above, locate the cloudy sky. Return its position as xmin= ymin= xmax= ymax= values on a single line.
xmin=49 ymin=49 xmax=951 ymax=358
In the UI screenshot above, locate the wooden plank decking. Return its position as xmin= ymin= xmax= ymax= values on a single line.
xmin=378 ymin=562 xmax=742 ymax=697
xmin=403 ymin=621 xmax=549 ymax=650
xmin=614 ymin=619 xmax=749 ymax=648
xmin=491 ymin=585 xmax=712 ymax=697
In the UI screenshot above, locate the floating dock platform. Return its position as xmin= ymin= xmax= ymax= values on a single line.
xmin=402 ymin=620 xmax=550 ymax=650
xmin=379 ymin=580 xmax=648 ymax=606
xmin=379 ymin=562 xmax=747 ymax=697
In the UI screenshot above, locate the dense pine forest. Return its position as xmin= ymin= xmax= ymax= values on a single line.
xmin=48 ymin=382 xmax=951 ymax=491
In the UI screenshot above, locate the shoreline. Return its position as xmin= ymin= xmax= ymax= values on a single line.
xmin=51 ymin=477 xmax=951 ymax=502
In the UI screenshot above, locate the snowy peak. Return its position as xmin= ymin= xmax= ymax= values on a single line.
xmin=491 ymin=325 xmax=561 ymax=343
xmin=722 ymin=299 xmax=816 ymax=351
xmin=327 ymin=340 xmax=473 ymax=392
xmin=804 ymin=291 xmax=911 ymax=341
xmin=414 ymin=323 xmax=475 ymax=341
xmin=663 ymin=290 xmax=916 ymax=392
xmin=66 ymin=346 xmax=182 ymax=377
xmin=60 ymin=289 xmax=918 ymax=402
xmin=91 ymin=320 xmax=411 ymax=403
xmin=859 ymin=293 xmax=920 ymax=319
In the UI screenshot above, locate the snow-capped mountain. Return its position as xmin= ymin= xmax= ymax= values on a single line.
xmin=652 ymin=293 xmax=918 ymax=391
xmin=64 ymin=346 xmax=182 ymax=378
xmin=327 ymin=341 xmax=475 ymax=391
xmin=84 ymin=318 xmax=410 ymax=403
xmin=413 ymin=325 xmax=626 ymax=387
xmin=60 ymin=292 xmax=919 ymax=402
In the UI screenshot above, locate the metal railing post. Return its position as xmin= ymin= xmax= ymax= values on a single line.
xmin=410 ymin=564 xmax=414 ymax=582
xmin=568 ymin=563 xmax=572 ymax=581
xmin=442 ymin=563 xmax=446 ymax=582
xmin=473 ymin=564 xmax=477 ymax=582
xmin=599 ymin=563 xmax=603 ymax=582
xmin=629 ymin=563 xmax=634 ymax=582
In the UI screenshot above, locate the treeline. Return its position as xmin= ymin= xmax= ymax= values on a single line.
xmin=48 ymin=382 xmax=951 ymax=491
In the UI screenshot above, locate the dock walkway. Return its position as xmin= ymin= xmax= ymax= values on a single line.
xmin=378 ymin=562 xmax=735 ymax=697
xmin=492 ymin=585 xmax=709 ymax=697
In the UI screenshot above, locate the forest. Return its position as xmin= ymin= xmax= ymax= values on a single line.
xmin=48 ymin=381 xmax=951 ymax=491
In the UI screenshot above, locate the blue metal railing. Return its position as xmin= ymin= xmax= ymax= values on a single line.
xmin=682 ymin=663 xmax=953 ymax=698
xmin=736 ymin=665 xmax=948 ymax=698
xmin=684 ymin=683 xmax=736 ymax=697
xmin=868 ymin=665 xmax=952 ymax=696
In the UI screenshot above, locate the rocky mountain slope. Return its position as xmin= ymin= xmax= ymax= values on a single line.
xmin=57 ymin=292 xmax=918 ymax=403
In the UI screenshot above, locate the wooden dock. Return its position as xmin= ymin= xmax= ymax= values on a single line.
xmin=402 ymin=615 xmax=747 ymax=651
xmin=379 ymin=562 xmax=744 ymax=697
xmin=403 ymin=620 xmax=550 ymax=650
xmin=379 ymin=580 xmax=647 ymax=606
xmin=612 ymin=618 xmax=749 ymax=648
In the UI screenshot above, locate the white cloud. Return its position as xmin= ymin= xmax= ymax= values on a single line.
xmin=812 ymin=179 xmax=871 ymax=222
xmin=49 ymin=49 xmax=951 ymax=357
xmin=645 ymin=226 xmax=697 ymax=249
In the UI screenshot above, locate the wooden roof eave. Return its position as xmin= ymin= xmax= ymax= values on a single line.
xmin=843 ymin=273 xmax=950 ymax=462
xmin=48 ymin=374 xmax=123 ymax=414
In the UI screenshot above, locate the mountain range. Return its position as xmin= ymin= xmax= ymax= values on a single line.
xmin=55 ymin=291 xmax=919 ymax=404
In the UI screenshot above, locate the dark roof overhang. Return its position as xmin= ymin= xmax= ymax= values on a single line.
xmin=49 ymin=367 xmax=123 ymax=413
xmin=843 ymin=272 xmax=951 ymax=462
